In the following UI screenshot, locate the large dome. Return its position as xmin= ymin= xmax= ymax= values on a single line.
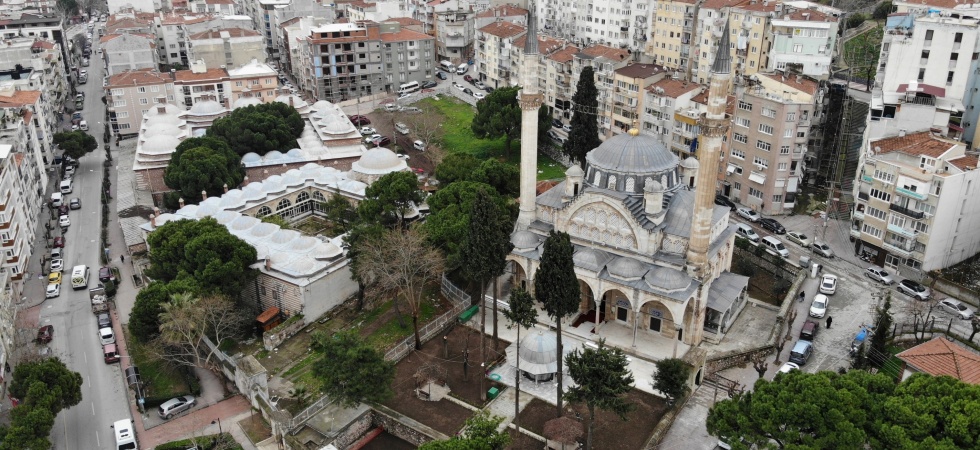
xmin=188 ymin=100 xmax=226 ymax=116
xmin=353 ymin=148 xmax=405 ymax=172
xmin=586 ymin=131 xmax=678 ymax=175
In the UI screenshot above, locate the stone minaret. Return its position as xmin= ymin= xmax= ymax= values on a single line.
xmin=516 ymin=5 xmax=542 ymax=230
xmin=686 ymin=21 xmax=732 ymax=276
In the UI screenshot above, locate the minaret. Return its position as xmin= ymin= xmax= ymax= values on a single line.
xmin=686 ymin=21 xmax=732 ymax=275
xmin=516 ymin=5 xmax=543 ymax=230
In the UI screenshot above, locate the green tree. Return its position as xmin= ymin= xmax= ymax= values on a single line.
xmin=310 ymin=330 xmax=395 ymax=407
xmin=534 ymin=231 xmax=581 ymax=416
xmin=537 ymin=104 xmax=553 ymax=146
xmin=1 ymin=358 xmax=83 ymax=450
xmin=145 ymin=218 xmax=257 ymax=299
xmin=418 ymin=410 xmax=510 ymax=450
xmin=876 ymin=373 xmax=980 ymax=449
xmin=847 ymin=13 xmax=867 ymax=29
xmin=321 ymin=189 xmax=358 ymax=234
xmin=503 ymin=287 xmax=537 ymax=434
xmin=162 ymin=137 xmax=245 ymax=209
xmin=53 ymin=131 xmax=97 ymax=160
xmin=358 ymin=171 xmax=424 ymax=229
xmin=425 ymin=181 xmax=514 ymax=271
xmin=434 ymin=153 xmax=481 ymax=186
xmin=471 ymin=86 xmax=522 ymax=156
xmin=563 ymin=66 xmax=602 ymax=168
xmin=653 ymin=358 xmax=691 ymax=406
xmin=128 ymin=278 xmax=198 ymax=342
xmin=872 ymin=1 xmax=893 ymax=19
xmin=564 ymin=340 xmax=635 ymax=450
xmin=206 ymin=102 xmax=304 ymax=156
xmin=473 ymin=159 xmax=520 ymax=198
xmin=869 ymin=294 xmax=893 ymax=368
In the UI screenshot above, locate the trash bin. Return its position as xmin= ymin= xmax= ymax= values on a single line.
xmin=810 ymin=262 xmax=820 ymax=279
xmin=800 ymin=255 xmax=810 ymax=268
xmin=487 ymin=387 xmax=499 ymax=399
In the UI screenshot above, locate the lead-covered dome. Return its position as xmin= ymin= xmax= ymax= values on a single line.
xmin=584 ymin=130 xmax=680 ymax=194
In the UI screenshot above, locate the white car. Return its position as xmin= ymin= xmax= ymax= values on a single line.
xmin=776 ymin=362 xmax=799 ymax=375
xmin=786 ymin=231 xmax=812 ymax=248
xmin=452 ymin=82 xmax=465 ymax=91
xmin=736 ymin=207 xmax=760 ymax=222
xmin=45 ymin=283 xmax=60 ymax=298
xmin=397 ymin=92 xmax=414 ymax=100
xmin=59 ymin=215 xmax=70 ymax=227
xmin=364 ymin=134 xmax=382 ymax=144
xmin=50 ymin=258 xmax=64 ymax=272
xmin=809 ymin=294 xmax=829 ymax=318
xmin=473 ymin=92 xmax=485 ymax=99
xmin=811 ymin=242 xmax=835 ymax=258
xmin=939 ymin=299 xmax=975 ymax=320
xmin=397 ymin=153 xmax=409 ymax=160
xmin=98 ymin=327 xmax=115 ymax=345
xmin=819 ymin=274 xmax=837 ymax=295
xmin=383 ymin=103 xmax=400 ymax=112
xmin=359 ymin=126 xmax=376 ymax=135
xmin=413 ymin=140 xmax=426 ymax=151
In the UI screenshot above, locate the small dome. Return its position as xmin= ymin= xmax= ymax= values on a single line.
xmin=565 ymin=164 xmax=585 ymax=177
xmin=228 ymin=215 xmax=260 ymax=231
xmin=269 ymin=229 xmax=301 ymax=245
xmin=144 ymin=103 xmax=183 ymax=117
xmin=188 ymin=100 xmax=226 ymax=116
xmin=286 ymin=148 xmax=304 ymax=159
xmin=645 ymin=180 xmax=664 ymax=192
xmin=607 ymin=256 xmax=647 ymax=281
xmin=233 ymin=97 xmax=262 ymax=109
xmin=219 ymin=190 xmax=245 ymax=209
xmin=511 ymin=231 xmax=540 ymax=250
xmin=353 ymin=148 xmax=406 ymax=172
xmin=249 ymin=222 xmax=279 ymax=239
xmin=586 ymin=132 xmax=678 ymax=176
xmin=319 ymin=116 xmax=356 ymax=135
xmin=644 ymin=266 xmax=692 ymax=292
xmin=139 ymin=135 xmax=181 ymax=156
xmin=311 ymin=100 xmax=334 ymax=111
xmin=262 ymin=176 xmax=286 ymax=194
xmin=281 ymin=171 xmax=303 ymax=187
xmin=241 ymin=153 xmax=262 ymax=164
xmin=313 ymin=241 xmax=343 ymax=260
xmin=275 ymin=94 xmax=309 ymax=110
xmin=681 ymin=156 xmax=700 ymax=169
xmin=264 ymin=151 xmax=284 ymax=162
xmin=213 ymin=210 xmax=239 ymax=224
xmin=143 ymin=123 xmax=180 ymax=139
xmin=573 ymin=248 xmax=610 ymax=272
xmin=519 ymin=331 xmax=558 ymax=366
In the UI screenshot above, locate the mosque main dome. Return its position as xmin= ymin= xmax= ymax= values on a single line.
xmin=583 ymin=130 xmax=681 ymax=194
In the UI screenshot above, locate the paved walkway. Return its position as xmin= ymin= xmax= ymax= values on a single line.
xmin=136 ymin=395 xmax=254 ymax=449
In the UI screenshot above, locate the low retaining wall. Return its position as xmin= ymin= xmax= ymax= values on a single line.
xmin=933 ymin=277 xmax=980 ymax=307
xmin=263 ymin=316 xmax=306 ymax=351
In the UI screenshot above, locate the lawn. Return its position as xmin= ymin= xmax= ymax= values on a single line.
xmin=842 ymin=22 xmax=882 ymax=70
xmin=420 ymin=97 xmax=568 ymax=180
xmin=126 ymin=331 xmax=193 ymax=403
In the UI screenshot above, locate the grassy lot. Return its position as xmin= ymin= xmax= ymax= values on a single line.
xmin=126 ymin=332 xmax=192 ymax=401
xmin=842 ymin=22 xmax=882 ymax=70
xmin=420 ymin=97 xmax=567 ymax=180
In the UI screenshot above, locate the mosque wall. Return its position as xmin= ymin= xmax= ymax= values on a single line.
xmin=244 ymin=157 xmax=359 ymax=182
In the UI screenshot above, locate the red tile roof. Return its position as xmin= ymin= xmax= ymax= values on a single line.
xmin=379 ymin=28 xmax=433 ymax=42
xmin=779 ymin=7 xmax=838 ymax=22
xmin=100 ymin=33 xmax=156 ymax=47
xmin=0 ymin=90 xmax=41 ymax=107
xmin=31 ymin=40 xmax=54 ymax=50
xmin=189 ymin=28 xmax=260 ymax=40
xmin=479 ymin=21 xmax=525 ymax=39
xmin=897 ymin=0 xmax=960 ymax=9
xmin=758 ymin=72 xmax=820 ymax=96
xmin=897 ymin=337 xmax=980 ymax=384
xmin=647 ymin=79 xmax=703 ymax=98
xmin=548 ymin=45 xmax=579 ymax=63
xmin=174 ymin=68 xmax=229 ymax=82
xmin=204 ymin=0 xmax=234 ymax=4
xmin=614 ymin=63 xmax=667 ymax=79
xmin=514 ymin=34 xmax=563 ymax=54
xmin=948 ymin=155 xmax=979 ymax=171
xmin=476 ymin=4 xmax=528 ymax=18
xmin=871 ymin=131 xmax=957 ymax=158
xmin=107 ymin=69 xmax=172 ymax=87
xmin=383 ymin=17 xmax=424 ymax=26
xmin=579 ymin=44 xmax=629 ymax=61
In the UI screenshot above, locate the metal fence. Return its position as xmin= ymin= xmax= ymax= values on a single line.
xmin=286 ymin=394 xmax=335 ymax=433
xmin=381 ymin=276 xmax=472 ymax=362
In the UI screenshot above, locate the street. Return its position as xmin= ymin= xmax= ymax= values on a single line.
xmin=31 ymin=26 xmax=133 ymax=449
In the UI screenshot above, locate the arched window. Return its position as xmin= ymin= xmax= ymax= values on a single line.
xmin=296 ymin=191 xmax=312 ymax=215
xmin=257 ymin=206 xmax=272 ymax=217
xmin=625 ymin=177 xmax=635 ymax=192
xmin=593 ymin=171 xmax=602 ymax=185
xmin=313 ymin=191 xmax=327 ymax=213
xmin=296 ymin=191 xmax=310 ymax=203
xmin=277 ymin=198 xmax=293 ymax=220
xmin=607 ymin=175 xmax=617 ymax=190
xmin=277 ymin=199 xmax=292 ymax=211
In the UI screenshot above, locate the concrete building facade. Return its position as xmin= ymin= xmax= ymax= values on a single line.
xmin=188 ymin=28 xmax=265 ymax=69
xmin=105 ymin=69 xmax=176 ymax=135
xmin=100 ymin=33 xmax=159 ymax=75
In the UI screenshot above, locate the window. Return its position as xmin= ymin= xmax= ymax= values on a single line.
xmin=733 ymin=133 xmax=748 ymax=144
xmin=116 ymin=111 xmax=128 ymax=118
xmin=947 ymin=71 xmax=955 ymax=84
xmin=925 ymin=30 xmax=934 ymax=40
xmin=773 ymin=194 xmax=783 ymax=203
xmin=784 ymin=128 xmax=793 ymax=138
xmin=738 ymin=101 xmax=752 ymax=111
xmin=778 ymin=162 xmax=788 ymax=171
xmin=139 ymin=98 xmax=148 ymax=105
xmin=794 ymin=44 xmax=803 ymax=53
xmin=235 ymin=81 xmax=243 ymax=87
xmin=749 ymin=187 xmax=763 ymax=198
xmin=137 ymin=87 xmax=146 ymax=93
xmin=862 ymin=223 xmax=883 ymax=238
xmin=111 ymin=89 xmax=123 ymax=96
xmin=955 ymin=32 xmax=963 ymax=43
xmin=918 ymin=68 xmax=925 ymax=82
xmin=757 ymin=140 xmax=771 ymax=151
xmin=734 ymin=182 xmax=741 ymax=191
xmin=873 ymin=169 xmax=895 ymax=184
xmin=913 ymin=221 xmax=929 ymax=233
xmin=869 ymin=188 xmax=892 ymax=202
xmin=762 ymin=107 xmax=776 ymax=118
xmin=753 ymin=156 xmax=768 ymax=168
xmin=731 ymin=148 xmax=745 ymax=159
xmin=865 ymin=206 xmax=887 ymax=220
xmin=759 ymin=124 xmax=773 ymax=135
xmin=780 ymin=145 xmax=790 ymax=154
xmin=735 ymin=117 xmax=750 ymax=128
xmin=921 ymin=50 xmax=930 ymax=60
xmin=151 ymin=85 xmax=159 ymax=92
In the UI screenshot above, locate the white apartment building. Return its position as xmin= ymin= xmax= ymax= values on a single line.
xmin=535 ymin=0 xmax=653 ymax=51
xmin=0 ymin=87 xmax=49 ymax=185
xmin=175 ymin=60 xmax=231 ymax=108
xmin=187 ymin=0 xmax=238 ymax=15
xmin=477 ymin=20 xmax=527 ymax=88
xmin=109 ymin=0 xmax=157 ymax=14
xmin=345 ymin=0 xmax=406 ymax=23
xmin=571 ymin=44 xmax=631 ymax=135
xmin=100 ymin=33 xmax=159 ymax=75
xmin=542 ymin=43 xmax=579 ymax=125
xmin=0 ymin=38 xmax=68 ymax=156
xmin=242 ymin=0 xmax=334 ymax=62
xmin=767 ymin=5 xmax=838 ymax=80
xmin=641 ymin=78 xmax=705 ymax=153
xmin=106 ymin=69 xmax=176 ymax=136
xmin=435 ymin=5 xmax=477 ymax=64
xmin=281 ymin=16 xmax=333 ymax=96
xmin=188 ymin=28 xmax=265 ymax=69
xmin=852 ymin=131 xmax=980 ymax=273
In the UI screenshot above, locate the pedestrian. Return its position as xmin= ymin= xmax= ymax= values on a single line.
xmin=826 ymin=316 xmax=833 ymax=329
xmin=817 ymin=264 xmax=823 ymax=274
xmin=120 ymin=254 xmax=124 ymax=263
xmin=799 ymin=291 xmax=806 ymax=303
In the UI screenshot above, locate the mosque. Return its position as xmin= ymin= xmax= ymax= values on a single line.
xmin=506 ymin=13 xmax=748 ymax=359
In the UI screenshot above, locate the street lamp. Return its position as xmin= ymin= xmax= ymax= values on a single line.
xmin=212 ymin=418 xmax=222 ymax=434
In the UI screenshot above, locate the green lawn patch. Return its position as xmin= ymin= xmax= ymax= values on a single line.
xmin=843 ymin=23 xmax=882 ymax=69
xmin=421 ymin=97 xmax=567 ymax=180
xmin=126 ymin=333 xmax=192 ymax=402
xmin=360 ymin=300 xmax=438 ymax=350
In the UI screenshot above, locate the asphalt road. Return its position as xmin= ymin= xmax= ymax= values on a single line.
xmin=43 ymin=26 xmax=132 ymax=450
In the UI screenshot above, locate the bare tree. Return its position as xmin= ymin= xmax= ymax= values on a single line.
xmin=405 ymin=107 xmax=445 ymax=158
xmin=355 ymin=227 xmax=445 ymax=349
xmin=751 ymin=353 xmax=768 ymax=380
xmin=151 ymin=293 xmax=248 ymax=372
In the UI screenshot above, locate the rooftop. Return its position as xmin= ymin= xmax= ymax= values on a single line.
xmin=476 ymin=4 xmax=528 ymax=18
xmin=896 ymin=337 xmax=980 ymax=384
xmin=175 ymin=68 xmax=229 ymax=82
xmin=648 ymin=79 xmax=703 ymax=98
xmin=382 ymin=17 xmax=424 ymax=26
xmin=578 ymin=44 xmax=629 ymax=62
xmin=757 ymin=72 xmax=820 ymax=96
xmin=478 ymin=20 xmax=525 ymax=39
xmin=0 ymin=89 xmax=40 ymax=107
xmin=947 ymin=155 xmax=979 ymax=171
xmin=870 ymin=131 xmax=957 ymax=159
xmin=107 ymin=69 xmax=172 ymax=87
xmin=514 ymin=34 xmax=563 ymax=55
xmin=614 ymin=63 xmax=667 ymax=79
xmin=189 ymin=27 xmax=260 ymax=40
xmin=548 ymin=45 xmax=579 ymax=63
xmin=380 ymin=28 xmax=433 ymax=42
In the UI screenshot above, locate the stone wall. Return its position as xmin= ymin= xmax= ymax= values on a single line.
xmin=933 ymin=277 xmax=980 ymax=307
xmin=262 ymin=315 xmax=307 ymax=351
xmin=372 ymin=410 xmax=438 ymax=447
xmin=330 ymin=411 xmax=374 ymax=450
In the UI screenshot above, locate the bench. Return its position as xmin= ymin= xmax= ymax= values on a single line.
xmin=458 ymin=305 xmax=479 ymax=324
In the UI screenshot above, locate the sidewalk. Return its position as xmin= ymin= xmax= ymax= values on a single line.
xmin=136 ymin=395 xmax=254 ymax=449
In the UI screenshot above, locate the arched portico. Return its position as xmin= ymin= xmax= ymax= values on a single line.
xmin=508 ymin=259 xmax=529 ymax=292
xmin=599 ymin=288 xmax=633 ymax=327
xmin=638 ymin=299 xmax=679 ymax=340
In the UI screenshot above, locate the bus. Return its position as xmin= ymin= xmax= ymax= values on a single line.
xmin=71 ymin=265 xmax=89 ymax=290
xmin=397 ymin=81 xmax=420 ymax=95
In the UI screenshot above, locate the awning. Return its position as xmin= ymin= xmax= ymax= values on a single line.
xmin=949 ymin=123 xmax=964 ymax=132
xmin=256 ymin=306 xmax=281 ymax=324
xmin=727 ymin=164 xmax=737 ymax=175
xmin=707 ymin=272 xmax=750 ymax=312
xmin=748 ymin=172 xmax=766 ymax=184
xmin=897 ymin=82 xmax=945 ymax=98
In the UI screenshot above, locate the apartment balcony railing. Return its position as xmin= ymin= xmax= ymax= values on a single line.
xmin=889 ymin=202 xmax=925 ymax=219
xmin=895 ymin=187 xmax=927 ymax=201
xmin=883 ymin=240 xmax=913 ymax=258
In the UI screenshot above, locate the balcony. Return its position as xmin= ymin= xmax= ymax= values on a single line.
xmin=895 ymin=187 xmax=927 ymax=201
xmin=889 ymin=203 xmax=925 ymax=219
xmin=883 ymin=240 xmax=913 ymax=258
xmin=887 ymin=223 xmax=916 ymax=238
xmin=859 ymin=191 xmax=869 ymax=201
xmin=861 ymin=174 xmax=872 ymax=183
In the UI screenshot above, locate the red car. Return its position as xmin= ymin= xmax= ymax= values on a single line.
xmin=37 ymin=325 xmax=53 ymax=343
xmin=348 ymin=115 xmax=370 ymax=125
xmin=464 ymin=75 xmax=474 ymax=83
xmin=53 ymin=237 xmax=65 ymax=248
xmin=373 ymin=136 xmax=392 ymax=147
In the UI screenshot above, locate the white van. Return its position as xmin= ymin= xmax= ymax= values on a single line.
xmin=395 ymin=122 xmax=410 ymax=135
xmin=440 ymin=60 xmax=454 ymax=72
xmin=456 ymin=63 xmax=468 ymax=75
xmin=735 ymin=223 xmax=759 ymax=243
xmin=111 ymin=419 xmax=137 ymax=450
xmin=50 ymin=192 xmax=64 ymax=207
xmin=397 ymin=81 xmax=420 ymax=95
xmin=761 ymin=236 xmax=789 ymax=258
xmin=71 ymin=265 xmax=89 ymax=290
xmin=60 ymin=179 xmax=73 ymax=194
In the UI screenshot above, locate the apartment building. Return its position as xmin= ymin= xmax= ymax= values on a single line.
xmin=722 ymin=72 xmax=817 ymax=215
xmin=435 ymin=5 xmax=477 ymax=64
xmin=693 ymin=0 xmax=776 ymax=86
xmin=175 ymin=60 xmax=230 ymax=108
xmin=227 ymin=59 xmax=279 ymax=105
xmin=0 ymin=13 xmax=71 ymax=75
xmin=535 ymin=0 xmax=576 ymax=41
xmin=383 ymin=17 xmax=426 ymax=34
xmin=511 ymin=32 xmax=563 ymax=91
xmin=607 ymin=63 xmax=668 ymax=136
xmin=571 ymin=44 xmax=631 ymax=134
xmin=648 ymin=0 xmax=696 ymax=74
xmin=106 ymin=13 xmax=154 ymax=35
xmin=0 ymin=90 xmax=56 ymax=171
xmin=187 ymin=0 xmax=238 ymax=15
xmin=476 ymin=4 xmax=527 ymax=30
xmin=154 ymin=13 xmax=214 ymax=68
xmin=188 ymin=28 xmax=265 ymax=69
xmin=852 ymin=131 xmax=980 ymax=273
xmin=477 ymin=20 xmax=526 ymax=88
xmin=282 ymin=16 xmax=333 ymax=96
xmin=299 ymin=22 xmax=435 ymax=102
xmin=109 ymin=0 xmax=157 ymax=13
xmin=0 ymin=38 xmax=69 ymax=146
xmin=100 ymin=33 xmax=158 ymax=75
xmin=346 ymin=0 xmax=406 ymax=22
xmin=543 ymin=44 xmax=579 ymax=124
xmin=106 ymin=69 xmax=176 ymax=136
xmin=242 ymin=0 xmax=334 ymax=62
xmin=573 ymin=0 xmax=653 ymax=50
xmin=766 ymin=4 xmax=839 ymax=80
xmin=640 ymin=78 xmax=704 ymax=154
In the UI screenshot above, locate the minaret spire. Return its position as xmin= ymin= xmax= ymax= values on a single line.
xmin=516 ymin=5 xmax=543 ymax=229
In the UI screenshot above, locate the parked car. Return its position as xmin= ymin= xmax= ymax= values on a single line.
xmin=939 ymin=299 xmax=975 ymax=320
xmin=359 ymin=126 xmax=377 ymax=135
xmin=384 ymin=103 xmax=401 ymax=112
xmin=158 ymin=396 xmax=196 ymax=419
xmin=69 ymin=197 xmax=81 ymax=210
xmin=786 ymin=231 xmax=812 ymax=248
xmin=421 ymin=80 xmax=437 ymax=89
xmin=103 ymin=343 xmax=119 ymax=363
xmin=811 ymin=242 xmax=834 ymax=258
xmin=736 ymin=207 xmax=760 ymax=222
xmin=348 ymin=115 xmax=370 ymax=125
xmin=809 ymin=294 xmax=829 ymax=318
xmin=436 ymin=71 xmax=447 ymax=80
xmin=452 ymin=82 xmax=464 ymax=91
xmin=372 ymin=136 xmax=392 ymax=147
xmin=53 ymin=237 xmax=65 ymax=248
xmin=98 ymin=327 xmax=115 ymax=345
xmin=484 ymin=86 xmax=494 ymax=93
xmin=99 ymin=266 xmax=115 ymax=283
xmin=50 ymin=247 xmax=62 ymax=259
xmin=97 ymin=312 xmax=111 ymax=329
xmin=552 ymin=118 xmax=563 ymax=128
xmin=58 ymin=204 xmax=69 ymax=215
xmin=413 ymin=140 xmax=426 ymax=151
xmin=864 ymin=265 xmax=894 ymax=285
xmin=788 ymin=340 xmax=813 ymax=365
xmin=475 ymin=81 xmax=487 ymax=89
xmin=799 ymin=321 xmax=819 ymax=341
xmin=463 ymin=74 xmax=474 ymax=83
xmin=364 ymin=134 xmax=382 ymax=144
xmin=758 ymin=218 xmax=786 ymax=234
xmin=50 ymin=259 xmax=64 ymax=272
xmin=463 ymin=87 xmax=473 ymax=96
xmin=48 ymin=272 xmax=62 ymax=285
xmin=397 ymin=92 xmax=414 ymax=100
xmin=59 ymin=215 xmax=71 ymax=227
xmin=776 ymin=362 xmax=799 ymax=374
xmin=713 ymin=194 xmax=736 ymax=210
xmin=898 ymin=279 xmax=931 ymax=300
xmin=562 ymin=124 xmax=572 ymax=133
xmin=45 ymin=283 xmax=60 ymax=298
xmin=37 ymin=325 xmax=53 ymax=343
xmin=473 ymin=92 xmax=485 ymax=99
xmin=819 ymin=274 xmax=837 ymax=295
xmin=402 ymin=106 xmax=422 ymax=113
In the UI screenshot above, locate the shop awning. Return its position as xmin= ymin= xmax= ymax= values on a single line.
xmin=748 ymin=172 xmax=766 ymax=184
